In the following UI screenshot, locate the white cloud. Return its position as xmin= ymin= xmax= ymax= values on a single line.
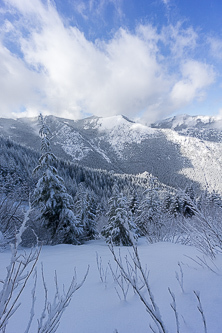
xmin=0 ymin=44 xmax=43 ymax=117
xmin=162 ymin=0 xmax=170 ymax=5
xmin=208 ymin=36 xmax=222 ymax=60
xmin=170 ymin=60 xmax=215 ymax=110
xmin=161 ymin=23 xmax=198 ymax=58
xmin=0 ymin=0 xmax=217 ymax=123
xmin=74 ymin=0 xmax=123 ymax=21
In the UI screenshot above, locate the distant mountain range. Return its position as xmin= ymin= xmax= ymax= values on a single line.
xmin=1 ymin=114 xmax=222 ymax=195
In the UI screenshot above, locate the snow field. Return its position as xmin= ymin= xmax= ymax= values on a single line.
xmin=1 ymin=239 xmax=222 ymax=333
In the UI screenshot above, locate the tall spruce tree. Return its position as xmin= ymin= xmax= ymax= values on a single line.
xmin=136 ymin=187 xmax=162 ymax=238
xmin=74 ymin=183 xmax=97 ymax=240
xmin=32 ymin=114 xmax=83 ymax=244
xmin=101 ymin=184 xmax=137 ymax=246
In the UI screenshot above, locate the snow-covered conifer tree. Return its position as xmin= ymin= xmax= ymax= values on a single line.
xmin=128 ymin=188 xmax=140 ymax=216
xmin=84 ymin=190 xmax=97 ymax=239
xmin=74 ymin=183 xmax=97 ymax=240
xmin=101 ymin=184 xmax=137 ymax=246
xmin=170 ymin=191 xmax=196 ymax=218
xmin=32 ymin=114 xmax=83 ymax=244
xmin=136 ymin=187 xmax=163 ymax=240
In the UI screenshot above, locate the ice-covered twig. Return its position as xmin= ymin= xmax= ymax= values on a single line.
xmin=96 ymin=252 xmax=108 ymax=287
xmin=175 ymin=262 xmax=184 ymax=293
xmin=0 ymin=246 xmax=40 ymax=332
xmin=15 ymin=204 xmax=32 ymax=247
xmin=194 ymin=290 xmax=207 ymax=333
xmin=109 ymin=244 xmax=168 ymax=333
xmin=24 ymin=268 xmax=37 ymax=333
xmin=168 ymin=288 xmax=180 ymax=333
xmin=184 ymin=255 xmax=219 ymax=275
xmin=108 ymin=261 xmax=130 ymax=301
xmin=37 ymin=265 xmax=89 ymax=333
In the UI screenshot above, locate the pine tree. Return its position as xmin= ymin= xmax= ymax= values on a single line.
xmin=128 ymin=188 xmax=140 ymax=216
xmin=74 ymin=183 xmax=97 ymax=240
xmin=32 ymin=114 xmax=83 ymax=244
xmin=170 ymin=191 xmax=196 ymax=218
xmin=84 ymin=190 xmax=97 ymax=239
xmin=185 ymin=184 xmax=196 ymax=203
xmin=136 ymin=187 xmax=163 ymax=239
xmin=101 ymin=184 xmax=137 ymax=246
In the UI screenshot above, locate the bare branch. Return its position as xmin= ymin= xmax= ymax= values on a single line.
xmin=37 ymin=265 xmax=89 ymax=333
xmin=109 ymin=244 xmax=168 ymax=333
xmin=168 ymin=288 xmax=180 ymax=333
xmin=194 ymin=291 xmax=207 ymax=333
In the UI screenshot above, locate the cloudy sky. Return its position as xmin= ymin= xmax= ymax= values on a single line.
xmin=0 ymin=0 xmax=222 ymax=123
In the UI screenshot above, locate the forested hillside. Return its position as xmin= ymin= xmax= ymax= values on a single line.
xmin=1 ymin=125 xmax=222 ymax=253
xmin=2 ymin=114 xmax=222 ymax=196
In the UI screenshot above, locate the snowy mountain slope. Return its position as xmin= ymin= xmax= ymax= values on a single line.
xmin=164 ymin=129 xmax=222 ymax=194
xmin=1 ymin=114 xmax=222 ymax=195
xmin=152 ymin=114 xmax=222 ymax=142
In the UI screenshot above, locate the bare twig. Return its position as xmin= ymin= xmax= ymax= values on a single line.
xmin=96 ymin=252 xmax=108 ymax=287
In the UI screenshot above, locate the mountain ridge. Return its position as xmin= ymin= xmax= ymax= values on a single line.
xmin=1 ymin=113 xmax=222 ymax=195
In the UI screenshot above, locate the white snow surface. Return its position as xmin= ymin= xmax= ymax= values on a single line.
xmin=1 ymin=239 xmax=222 ymax=333
xmin=96 ymin=115 xmax=156 ymax=138
xmin=94 ymin=116 xmax=158 ymax=158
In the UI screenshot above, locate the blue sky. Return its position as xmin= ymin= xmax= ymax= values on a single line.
xmin=0 ymin=0 xmax=222 ymax=123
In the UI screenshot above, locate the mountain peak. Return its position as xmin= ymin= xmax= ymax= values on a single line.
xmin=151 ymin=114 xmax=222 ymax=131
xmin=1 ymin=113 xmax=222 ymax=196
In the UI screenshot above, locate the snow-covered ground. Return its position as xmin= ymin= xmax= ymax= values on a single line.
xmin=1 ymin=239 xmax=222 ymax=333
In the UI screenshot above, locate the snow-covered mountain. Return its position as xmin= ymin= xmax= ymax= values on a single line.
xmin=1 ymin=114 xmax=222 ymax=195
xmin=151 ymin=114 xmax=222 ymax=141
